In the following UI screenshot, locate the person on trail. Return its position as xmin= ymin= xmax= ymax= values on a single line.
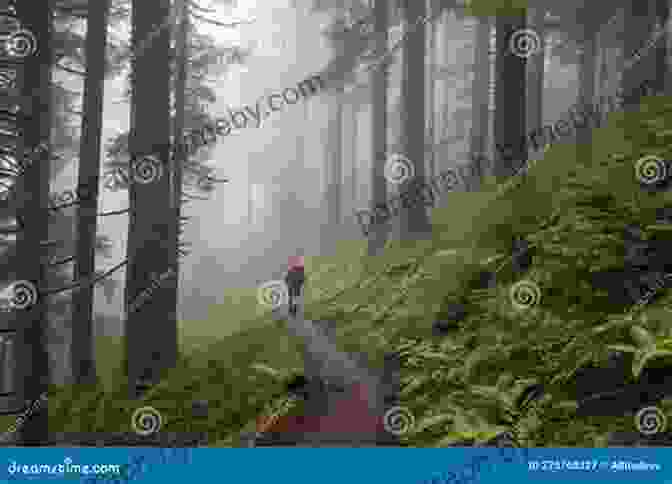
xmin=285 ymin=253 xmax=305 ymax=316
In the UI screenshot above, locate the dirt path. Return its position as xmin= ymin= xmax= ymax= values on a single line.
xmin=265 ymin=302 xmax=398 ymax=446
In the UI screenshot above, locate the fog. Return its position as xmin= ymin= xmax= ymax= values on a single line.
xmin=51 ymin=0 xmax=579 ymax=330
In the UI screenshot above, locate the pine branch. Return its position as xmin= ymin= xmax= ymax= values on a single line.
xmin=48 ymin=199 xmax=80 ymax=211
xmin=189 ymin=11 xmax=255 ymax=28
xmin=181 ymin=192 xmax=208 ymax=201
xmin=55 ymin=63 xmax=86 ymax=76
xmin=187 ymin=1 xmax=216 ymax=13
xmin=47 ymin=255 xmax=76 ymax=267
xmin=42 ymin=259 xmax=128 ymax=297
xmin=98 ymin=208 xmax=130 ymax=217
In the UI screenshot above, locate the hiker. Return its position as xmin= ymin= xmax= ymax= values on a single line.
xmin=285 ymin=253 xmax=305 ymax=316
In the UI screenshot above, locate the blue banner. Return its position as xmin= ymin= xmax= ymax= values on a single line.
xmin=0 ymin=448 xmax=669 ymax=484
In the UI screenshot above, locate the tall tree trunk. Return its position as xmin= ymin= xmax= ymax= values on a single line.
xmin=526 ymin=7 xmax=545 ymax=154
xmin=323 ymin=89 xmax=343 ymax=255
xmin=435 ymin=0 xmax=457 ymax=177
xmin=576 ymin=22 xmax=597 ymax=151
xmin=469 ymin=15 xmax=491 ymax=190
xmin=14 ymin=0 xmax=53 ymax=444
xmin=399 ymin=0 xmax=432 ymax=239
xmin=166 ymin=0 xmax=188 ymax=348
xmin=125 ymin=0 xmax=176 ymax=398
xmin=72 ymin=0 xmax=110 ymax=386
xmin=341 ymin=96 xmax=354 ymax=237
xmin=350 ymin=102 xmax=358 ymax=239
xmin=655 ymin=0 xmax=671 ymax=95
xmin=433 ymin=3 xmax=448 ymax=174
xmin=621 ymin=0 xmax=657 ymax=108
xmin=368 ymin=0 xmax=389 ymax=255
xmin=493 ymin=11 xmax=527 ymax=179
xmin=426 ymin=0 xmax=436 ymax=182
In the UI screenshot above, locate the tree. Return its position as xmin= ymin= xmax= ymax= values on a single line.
xmin=398 ymin=0 xmax=432 ymax=239
xmin=13 ymin=0 xmax=54 ymax=445
xmin=323 ymin=86 xmax=343 ymax=255
xmin=165 ymin=0 xmax=189 ymax=348
xmin=426 ymin=0 xmax=436 ymax=183
xmin=526 ymin=6 xmax=545 ymax=155
xmin=621 ymin=0 xmax=660 ymax=108
xmin=368 ymin=0 xmax=389 ymax=255
xmin=468 ymin=14 xmax=491 ymax=189
xmin=104 ymin=7 xmax=243 ymax=397
xmin=0 ymin=0 xmax=122 ymax=393
xmin=71 ymin=0 xmax=111 ymax=386
xmin=657 ymin=0 xmax=671 ymax=95
xmin=493 ymin=10 xmax=527 ymax=179
xmin=343 ymin=86 xmax=363 ymax=240
xmin=575 ymin=7 xmax=597 ymax=151
xmin=124 ymin=0 xmax=174 ymax=398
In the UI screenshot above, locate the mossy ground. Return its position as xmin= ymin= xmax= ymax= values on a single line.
xmin=17 ymin=93 xmax=671 ymax=446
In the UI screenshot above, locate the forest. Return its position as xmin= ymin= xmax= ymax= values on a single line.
xmin=0 ymin=0 xmax=671 ymax=447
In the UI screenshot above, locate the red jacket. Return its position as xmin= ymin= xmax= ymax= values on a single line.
xmin=287 ymin=255 xmax=304 ymax=271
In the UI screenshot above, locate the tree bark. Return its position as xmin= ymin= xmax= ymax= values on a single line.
xmin=125 ymin=0 xmax=176 ymax=399
xmin=165 ymin=0 xmax=188 ymax=351
xmin=71 ymin=0 xmax=110 ymax=386
xmin=398 ymin=0 xmax=432 ymax=240
xmin=349 ymin=101 xmax=358 ymax=239
xmin=322 ymin=89 xmax=343 ymax=255
xmin=14 ymin=0 xmax=53 ymax=445
xmin=426 ymin=0 xmax=436 ymax=182
xmin=493 ymin=11 xmax=527 ymax=180
xmin=340 ymin=94 xmax=357 ymax=239
xmin=368 ymin=0 xmax=389 ymax=255
xmin=526 ymin=7 xmax=545 ymax=155
xmin=469 ymin=15 xmax=491 ymax=189
xmin=655 ymin=0 xmax=671 ymax=95
xmin=576 ymin=24 xmax=597 ymax=151
xmin=621 ymin=0 xmax=656 ymax=108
